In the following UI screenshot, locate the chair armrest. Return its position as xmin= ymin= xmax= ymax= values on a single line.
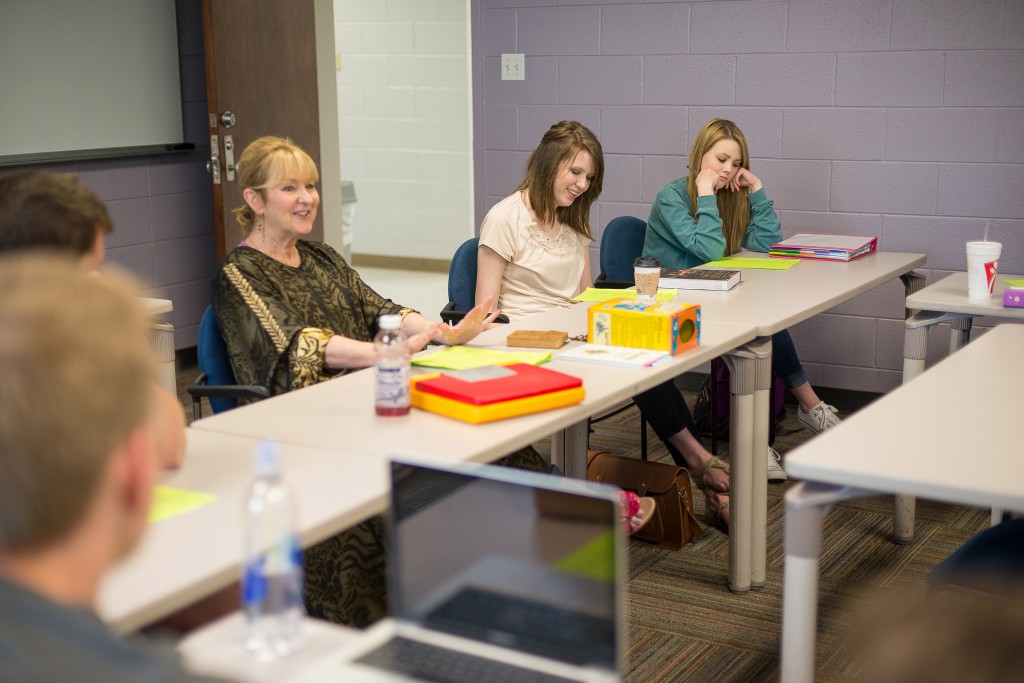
xmin=440 ymin=301 xmax=509 ymax=325
xmin=187 ymin=373 xmax=271 ymax=420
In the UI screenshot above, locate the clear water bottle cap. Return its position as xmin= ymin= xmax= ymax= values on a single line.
xmin=254 ymin=441 xmax=281 ymax=477
xmin=379 ymin=314 xmax=401 ymax=330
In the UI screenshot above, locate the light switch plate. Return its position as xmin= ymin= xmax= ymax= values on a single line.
xmin=501 ymin=53 xmax=524 ymax=81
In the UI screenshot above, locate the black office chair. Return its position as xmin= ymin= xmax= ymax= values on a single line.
xmin=186 ymin=305 xmax=269 ymax=421
xmin=928 ymin=518 xmax=1024 ymax=597
xmin=595 ymin=215 xmax=648 ymax=288
xmin=440 ymin=237 xmax=508 ymax=324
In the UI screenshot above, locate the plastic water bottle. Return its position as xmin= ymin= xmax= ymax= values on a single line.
xmin=242 ymin=441 xmax=303 ymax=659
xmin=374 ymin=313 xmax=410 ymax=416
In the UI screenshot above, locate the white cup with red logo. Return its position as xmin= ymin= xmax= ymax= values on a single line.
xmin=966 ymin=241 xmax=1001 ymax=299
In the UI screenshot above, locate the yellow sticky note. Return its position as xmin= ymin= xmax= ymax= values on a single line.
xmin=573 ymin=288 xmax=676 ymax=302
xmin=412 ymin=345 xmax=551 ymax=370
xmin=149 ymin=485 xmax=216 ymax=523
xmin=703 ymin=257 xmax=799 ymax=270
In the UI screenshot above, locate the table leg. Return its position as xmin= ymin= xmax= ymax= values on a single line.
xmin=151 ymin=321 xmax=177 ymax=396
xmin=781 ymin=482 xmax=876 ymax=683
xmin=551 ymin=420 xmax=590 ymax=479
xmin=752 ymin=342 xmax=772 ymax=588
xmin=949 ymin=316 xmax=973 ymax=353
xmin=724 ymin=338 xmax=771 ymax=593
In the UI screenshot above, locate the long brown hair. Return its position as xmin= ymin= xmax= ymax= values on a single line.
xmin=687 ymin=119 xmax=751 ymax=256
xmin=517 ymin=121 xmax=603 ymax=239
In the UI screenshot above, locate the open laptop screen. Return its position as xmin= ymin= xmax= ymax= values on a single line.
xmin=389 ymin=460 xmax=621 ymax=670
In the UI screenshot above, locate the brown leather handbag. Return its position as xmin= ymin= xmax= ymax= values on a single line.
xmin=586 ymin=450 xmax=703 ymax=549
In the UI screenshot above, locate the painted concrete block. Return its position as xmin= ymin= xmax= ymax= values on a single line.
xmin=482 ymin=56 xmax=558 ymax=104
xmin=440 ymin=56 xmax=469 ymax=86
xmin=517 ymin=105 xmax=601 ymax=150
xmin=415 ymin=22 xmax=467 ymax=55
xmin=482 ymin=105 xmax=519 ymax=150
xmin=643 ymin=56 xmax=735 ymax=105
xmin=366 ymin=150 xmax=419 ymax=181
xmin=364 ymin=86 xmax=416 ymax=117
xmin=417 ymin=87 xmax=470 ymax=119
xmin=559 ymin=56 xmax=642 ymax=105
xmin=105 ymin=198 xmax=152 ymax=248
xmin=687 ymin=107 xmax=783 ymax=159
xmin=106 ymin=243 xmax=155 ymax=285
xmin=937 ymin=163 xmax=1024 ymax=218
xmin=990 ymin=219 xmax=1023 ymax=274
xmin=601 ymin=106 xmax=688 ymax=155
xmin=890 ymin=0 xmax=1001 ymax=50
xmin=483 ymin=150 xmax=529 ymax=195
xmin=996 ymin=109 xmax=1024 ymax=163
xmin=416 ymin=150 xmax=472 ymax=185
xmin=388 ymin=55 xmax=441 ymax=87
xmin=362 ymin=23 xmax=414 ymax=54
xmin=886 ymin=108 xmax=998 ymax=162
xmin=789 ymin=313 xmax=877 ymax=366
xmin=518 ymin=6 xmax=600 ymax=56
xmin=881 ymin=214 xmax=987 ymax=271
xmin=437 ymin=0 xmax=466 ymax=22
xmin=335 ymin=0 xmax=387 ymax=22
xmin=480 ymin=9 xmax=516 ymax=56
xmin=388 ymin=0 xmax=441 ymax=21
xmin=778 ymin=210 xmax=883 ymax=236
xmin=830 ymin=161 xmax=938 ymax=214
xmin=836 ymin=53 xmax=944 ymax=106
xmin=335 ymin=22 xmax=363 ymax=54
xmin=601 ymin=154 xmax=643 ymax=202
xmin=339 ymin=86 xmax=365 ymax=116
xmin=77 ymin=158 xmax=151 ymax=201
xmin=819 ymin=365 xmax=901 ymax=393
xmin=752 ymin=159 xmax=831 ymax=212
xmin=642 ymin=155 xmax=688 ymax=203
xmin=785 ymin=0 xmax=890 ymax=53
xmin=154 ymin=235 xmax=215 ymax=287
xmin=600 ymin=3 xmax=688 ymax=56
xmin=783 ymin=108 xmax=885 ymax=160
xmin=827 ymin=278 xmax=907 ymax=320
xmin=690 ymin=1 xmax=786 ymax=54
xmin=338 ymin=54 xmax=390 ymax=85
xmin=736 ymin=53 xmax=835 ymax=106
xmin=944 ymin=51 xmax=1024 ymax=107
xmin=1005 ymin=0 xmax=1024 ymax=48
xmin=481 ymin=0 xmax=555 ymax=8
xmin=151 ymin=191 xmax=213 ymax=242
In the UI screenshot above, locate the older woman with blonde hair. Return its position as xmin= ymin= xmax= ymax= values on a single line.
xmin=214 ymin=136 xmax=544 ymax=627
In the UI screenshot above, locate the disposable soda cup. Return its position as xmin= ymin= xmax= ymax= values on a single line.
xmin=965 ymin=241 xmax=1001 ymax=299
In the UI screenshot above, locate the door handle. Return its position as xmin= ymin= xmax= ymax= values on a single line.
xmin=208 ymin=134 xmax=221 ymax=185
xmin=224 ymin=135 xmax=236 ymax=182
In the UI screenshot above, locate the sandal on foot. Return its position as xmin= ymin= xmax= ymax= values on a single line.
xmin=704 ymin=499 xmax=730 ymax=534
xmin=699 ymin=455 xmax=731 ymax=493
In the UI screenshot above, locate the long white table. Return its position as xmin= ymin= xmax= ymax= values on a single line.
xmin=780 ymin=324 xmax=1024 ymax=682
xmin=896 ymin=272 xmax=1024 ymax=535
xmin=99 ymin=430 xmax=391 ymax=634
xmin=668 ymin=251 xmax=926 ymax=591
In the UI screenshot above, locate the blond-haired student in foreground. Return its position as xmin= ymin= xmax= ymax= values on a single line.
xmin=0 ymin=254 xmax=228 ymax=682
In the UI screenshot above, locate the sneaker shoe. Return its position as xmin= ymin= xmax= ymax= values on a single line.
xmin=797 ymin=401 xmax=841 ymax=434
xmin=767 ymin=446 xmax=787 ymax=482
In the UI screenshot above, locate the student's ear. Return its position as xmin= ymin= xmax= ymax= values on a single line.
xmin=118 ymin=424 xmax=159 ymax=536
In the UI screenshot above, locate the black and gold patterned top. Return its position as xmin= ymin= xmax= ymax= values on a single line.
xmin=213 ymin=241 xmax=405 ymax=397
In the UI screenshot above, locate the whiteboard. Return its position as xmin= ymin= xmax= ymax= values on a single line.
xmin=0 ymin=0 xmax=185 ymax=161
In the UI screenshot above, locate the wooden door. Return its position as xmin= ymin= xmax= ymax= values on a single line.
xmin=202 ymin=0 xmax=322 ymax=261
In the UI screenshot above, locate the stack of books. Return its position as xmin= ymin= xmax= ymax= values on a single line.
xmin=658 ymin=268 xmax=740 ymax=291
xmin=769 ymin=233 xmax=878 ymax=262
xmin=410 ymin=363 xmax=584 ymax=423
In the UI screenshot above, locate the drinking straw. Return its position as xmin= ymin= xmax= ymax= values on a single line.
xmin=983 ymin=220 xmax=990 ymax=243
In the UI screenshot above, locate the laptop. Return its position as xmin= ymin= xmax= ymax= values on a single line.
xmin=290 ymin=457 xmax=624 ymax=682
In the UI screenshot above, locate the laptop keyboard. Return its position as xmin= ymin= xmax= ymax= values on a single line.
xmin=424 ymin=588 xmax=614 ymax=666
xmin=355 ymin=636 xmax=579 ymax=683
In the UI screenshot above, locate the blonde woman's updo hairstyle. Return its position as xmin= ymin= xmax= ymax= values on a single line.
xmin=232 ymin=136 xmax=319 ymax=236
xmin=687 ymin=119 xmax=751 ymax=256
xmin=517 ymin=120 xmax=604 ymax=240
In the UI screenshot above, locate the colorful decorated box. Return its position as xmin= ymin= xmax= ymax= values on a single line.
xmin=587 ymin=298 xmax=700 ymax=356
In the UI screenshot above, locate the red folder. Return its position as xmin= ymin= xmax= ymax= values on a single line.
xmin=415 ymin=363 xmax=582 ymax=406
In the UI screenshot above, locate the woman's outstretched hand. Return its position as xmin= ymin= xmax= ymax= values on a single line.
xmin=440 ymin=296 xmax=501 ymax=346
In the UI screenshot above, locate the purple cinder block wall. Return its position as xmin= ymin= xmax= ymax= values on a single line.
xmin=472 ymin=0 xmax=1024 ymax=393
xmin=0 ymin=0 xmax=215 ymax=349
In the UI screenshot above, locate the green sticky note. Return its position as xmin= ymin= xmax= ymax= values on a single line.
xmin=412 ymin=345 xmax=551 ymax=370
xmin=573 ymin=288 xmax=675 ymax=302
xmin=703 ymin=256 xmax=799 ymax=270
xmin=149 ymin=485 xmax=216 ymax=523
xmin=1004 ymin=279 xmax=1024 ymax=288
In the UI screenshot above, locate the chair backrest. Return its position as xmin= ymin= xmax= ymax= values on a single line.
xmin=447 ymin=237 xmax=480 ymax=312
xmin=598 ymin=216 xmax=648 ymax=282
xmin=197 ymin=305 xmax=240 ymax=414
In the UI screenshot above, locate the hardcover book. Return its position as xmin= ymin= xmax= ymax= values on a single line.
xmin=413 ymin=363 xmax=582 ymax=406
xmin=659 ymin=268 xmax=740 ymax=291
